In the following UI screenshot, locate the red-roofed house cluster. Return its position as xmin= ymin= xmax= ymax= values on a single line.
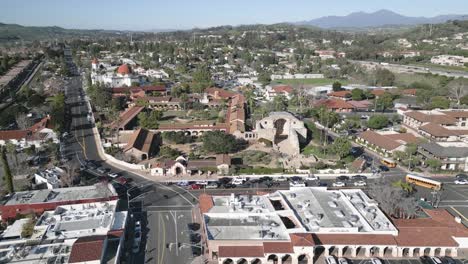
xmin=0 ymin=115 xmax=58 ymax=149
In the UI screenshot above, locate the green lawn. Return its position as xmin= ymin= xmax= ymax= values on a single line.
xmin=273 ymin=78 xmax=349 ymax=86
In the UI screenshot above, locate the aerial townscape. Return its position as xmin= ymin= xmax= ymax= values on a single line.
xmin=0 ymin=1 xmax=468 ymax=264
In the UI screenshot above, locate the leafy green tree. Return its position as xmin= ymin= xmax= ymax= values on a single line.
xmin=374 ymin=69 xmax=395 ymax=86
xmin=367 ymin=115 xmax=389 ymax=129
xmin=332 ymin=81 xmax=343 ymax=91
xmin=201 ymin=131 xmax=247 ymax=154
xmin=392 ymin=180 xmax=414 ymax=194
xmin=138 ymin=110 xmax=162 ymax=129
xmin=375 ymin=92 xmax=395 ymax=111
xmin=158 ymin=146 xmax=182 ymax=159
xmin=258 ymin=72 xmax=271 ymax=86
xmin=426 ymin=159 xmax=442 ymax=171
xmin=273 ymin=95 xmax=288 ymax=111
xmin=1 ymin=146 xmax=14 ymax=194
xmin=429 ymin=96 xmax=450 ymax=109
xmin=50 ymin=93 xmax=66 ymax=133
xmin=351 ymin=88 xmax=365 ymax=100
xmin=461 ymin=94 xmax=468 ymax=105
xmin=191 ymin=65 xmax=213 ymax=93
xmin=329 ymin=137 xmax=352 ymax=158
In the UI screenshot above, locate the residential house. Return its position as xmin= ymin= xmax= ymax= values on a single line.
xmin=265 ymin=85 xmax=294 ymax=101
xmin=314 ymin=98 xmax=355 ymax=113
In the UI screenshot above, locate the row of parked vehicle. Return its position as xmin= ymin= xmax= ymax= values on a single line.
xmin=81 ymin=159 xmax=131 ymax=186
xmin=332 ymin=175 xmax=368 ymax=188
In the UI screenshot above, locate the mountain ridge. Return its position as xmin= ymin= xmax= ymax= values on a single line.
xmin=296 ymin=9 xmax=468 ymax=29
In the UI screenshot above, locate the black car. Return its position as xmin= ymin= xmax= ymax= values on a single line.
xmin=362 ymin=155 xmax=373 ymax=162
xmin=352 ymin=175 xmax=367 ymax=181
xmin=337 ymin=175 xmax=350 ymax=181
xmin=455 ymin=173 xmax=468 ymax=180
xmin=379 ymin=165 xmax=390 ymax=172
xmin=259 ymin=176 xmax=273 ymax=183
xmin=223 ymin=183 xmax=236 ymax=189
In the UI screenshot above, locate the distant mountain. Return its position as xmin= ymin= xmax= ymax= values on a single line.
xmin=296 ymin=10 xmax=468 ymax=29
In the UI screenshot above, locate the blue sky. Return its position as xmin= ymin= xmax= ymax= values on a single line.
xmin=2 ymin=0 xmax=468 ymax=30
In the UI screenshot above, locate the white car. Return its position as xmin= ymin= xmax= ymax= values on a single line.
xmin=454 ymin=179 xmax=468 ymax=185
xmin=306 ymin=175 xmax=319 ymax=181
xmin=205 ymin=182 xmax=219 ymax=189
xmin=370 ymin=258 xmax=382 ymax=264
xmin=290 ymin=181 xmax=306 ymax=187
xmin=108 ymin=172 xmax=119 ymax=178
xmin=232 ymin=178 xmax=245 ymax=185
xmin=354 ymin=181 xmax=367 ymax=187
xmin=196 ymin=180 xmax=209 ymax=186
xmin=429 ymin=257 xmax=443 ymax=264
xmin=274 ymin=176 xmax=288 ymax=182
xmin=332 ymin=181 xmax=346 ymax=187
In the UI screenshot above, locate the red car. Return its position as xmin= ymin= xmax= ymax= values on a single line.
xmin=188 ymin=184 xmax=202 ymax=190
xmin=115 ymin=176 xmax=128 ymax=185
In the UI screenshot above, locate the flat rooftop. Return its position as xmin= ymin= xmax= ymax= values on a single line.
xmin=36 ymin=200 xmax=121 ymax=239
xmin=3 ymin=184 xmax=116 ymax=206
xmin=280 ymin=188 xmax=397 ymax=234
xmin=202 ymin=188 xmax=398 ymax=241
xmin=0 ymin=241 xmax=73 ymax=263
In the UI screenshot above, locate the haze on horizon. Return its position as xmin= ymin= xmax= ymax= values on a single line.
xmin=2 ymin=0 xmax=468 ymax=31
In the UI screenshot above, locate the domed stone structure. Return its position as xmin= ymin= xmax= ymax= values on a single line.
xmin=117 ymin=64 xmax=131 ymax=75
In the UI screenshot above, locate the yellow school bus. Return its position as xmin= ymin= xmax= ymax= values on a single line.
xmin=406 ymin=174 xmax=442 ymax=191
xmin=381 ymin=158 xmax=397 ymax=168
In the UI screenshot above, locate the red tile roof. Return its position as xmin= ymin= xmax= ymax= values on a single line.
xmin=442 ymin=110 xmax=468 ymax=118
xmin=219 ymin=246 xmax=264 ymax=258
xmin=124 ymin=128 xmax=157 ymax=154
xmin=29 ymin=116 xmax=52 ymax=133
xmin=0 ymin=130 xmax=31 ymax=141
xmin=272 ymin=85 xmax=293 ymax=94
xmin=419 ymin=123 xmax=456 ymax=137
xmin=328 ymin=90 xmax=351 ymax=98
xmin=392 ymin=210 xmax=468 ymax=247
xmin=111 ymin=85 xmax=167 ymax=94
xmin=315 ymin=99 xmax=354 ymax=110
xmin=401 ymin=89 xmax=417 ymax=96
xmin=112 ymin=106 xmax=144 ymax=129
xmin=263 ymin=242 xmax=294 ymax=253
xmin=358 ymin=130 xmax=401 ymax=151
xmin=290 ymin=233 xmax=317 ymax=247
xmin=199 ymin=194 xmax=214 ymax=214
xmin=405 ymin=111 xmax=457 ymax=125
xmin=371 ymin=89 xmax=386 ymax=97
xmin=68 ymin=235 xmax=106 ymax=263
xmin=205 ymin=87 xmax=236 ymax=99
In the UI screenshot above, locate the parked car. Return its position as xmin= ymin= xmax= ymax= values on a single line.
xmin=428 ymin=257 xmax=443 ymax=264
xmin=223 ymin=183 xmax=236 ymax=189
xmin=206 ymin=182 xmax=219 ymax=189
xmin=454 ymin=179 xmax=468 ymax=185
xmin=370 ymin=258 xmax=383 ymax=264
xmin=259 ymin=176 xmax=273 ymax=183
xmin=188 ymin=184 xmax=202 ymax=190
xmin=195 ymin=180 xmax=208 ymax=186
xmin=290 ymin=181 xmax=306 ymax=187
xmin=354 ymin=181 xmax=367 ymax=187
xmin=274 ymin=176 xmax=288 ymax=182
xmin=232 ymin=177 xmax=245 ymax=185
xmin=115 ymin=176 xmax=128 ymax=185
xmin=176 ymin=181 xmax=190 ymax=187
xmin=305 ymin=175 xmax=319 ymax=181
xmin=332 ymin=181 xmax=346 ymax=187
xmin=352 ymin=175 xmax=367 ymax=181
xmin=290 ymin=176 xmax=303 ymax=182
xmin=442 ymin=257 xmax=456 ymax=264
xmin=337 ymin=175 xmax=350 ymax=181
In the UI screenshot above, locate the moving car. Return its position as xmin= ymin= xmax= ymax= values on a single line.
xmin=379 ymin=165 xmax=390 ymax=172
xmin=132 ymin=230 xmax=142 ymax=253
xmin=135 ymin=221 xmax=142 ymax=232
xmin=108 ymin=172 xmax=119 ymax=178
xmin=96 ymin=167 xmax=107 ymax=174
xmin=370 ymin=258 xmax=382 ymax=264
xmin=332 ymin=181 xmax=346 ymax=187
xmin=454 ymin=179 xmax=468 ymax=185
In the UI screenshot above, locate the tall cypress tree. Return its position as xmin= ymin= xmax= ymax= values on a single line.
xmin=1 ymin=146 xmax=14 ymax=194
